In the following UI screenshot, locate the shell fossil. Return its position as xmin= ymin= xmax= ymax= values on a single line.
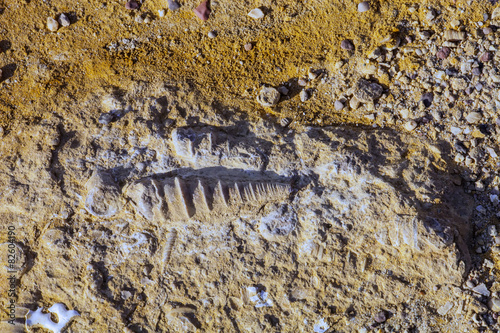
xmin=84 ymin=170 xmax=123 ymax=218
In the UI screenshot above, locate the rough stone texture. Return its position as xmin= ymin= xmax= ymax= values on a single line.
xmin=0 ymin=86 xmax=473 ymax=331
xmin=354 ymin=79 xmax=383 ymax=103
xmin=257 ymin=86 xmax=281 ymax=107
xmin=1 ymin=1 xmax=499 ymax=331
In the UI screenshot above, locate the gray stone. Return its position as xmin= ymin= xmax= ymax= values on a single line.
xmin=58 ymin=13 xmax=70 ymax=27
xmin=354 ymin=79 xmax=383 ymax=103
xmin=277 ymin=86 xmax=289 ymax=95
xmin=341 ymin=40 xmax=354 ymax=50
xmin=334 ymin=100 xmax=344 ymax=110
xmin=472 ymin=283 xmax=490 ymax=297
xmin=374 ymin=311 xmax=387 ymax=323
xmin=420 ymin=92 xmax=434 ymax=108
xmin=168 ymin=0 xmax=181 ymax=11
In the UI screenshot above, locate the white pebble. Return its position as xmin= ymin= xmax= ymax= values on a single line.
xmin=454 ymin=153 xmax=464 ymax=163
xmin=334 ymin=100 xmax=344 ymax=110
xmin=300 ymin=90 xmax=309 ymax=102
xmin=208 ymin=31 xmax=216 ymax=38
xmin=158 ymin=9 xmax=166 ymax=17
xmin=487 ymin=147 xmax=498 ymax=158
xmin=404 ymin=120 xmax=417 ymax=131
xmin=399 ymin=109 xmax=410 ymax=119
xmin=357 ymin=1 xmax=370 ymax=13
xmin=308 ymin=71 xmax=318 ymax=80
xmin=450 ymin=126 xmax=462 ymax=135
xmin=466 ymin=112 xmax=482 ymax=124
xmin=58 ymin=13 xmax=70 ymax=27
xmin=248 ymin=8 xmax=264 ymax=19
xmin=47 ymin=17 xmax=59 ymax=32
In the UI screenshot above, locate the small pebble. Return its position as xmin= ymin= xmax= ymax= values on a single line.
xmin=298 ymin=78 xmax=308 ymax=86
xmin=244 ymin=43 xmax=253 ymax=51
xmin=99 ymin=113 xmax=115 ymax=125
xmin=48 ymin=136 xmax=60 ymax=146
xmin=277 ymin=86 xmax=289 ymax=95
xmin=454 ymin=153 xmax=464 ymax=163
xmin=404 ymin=120 xmax=417 ymax=131
xmin=257 ymin=86 xmax=280 ymax=107
xmin=472 ymin=283 xmax=490 ymax=297
xmin=483 ymin=27 xmax=493 ymax=35
xmin=143 ymin=16 xmax=151 ymax=24
xmin=426 ymin=9 xmax=436 ymax=21
xmin=168 ymin=0 xmax=181 ymax=11
xmin=248 ymin=8 xmax=264 ymax=19
xmin=374 ymin=311 xmax=387 ymax=323
xmin=480 ymin=52 xmax=493 ymax=62
xmin=420 ymin=92 xmax=434 ymax=107
xmin=341 ymin=39 xmax=354 ymax=50
xmin=437 ymin=47 xmax=451 ymax=59
xmin=208 ymin=31 xmax=216 ymax=38
xmin=334 ymin=100 xmax=344 ymax=110
xmin=0 ymin=127 xmax=3 ymax=136
xmin=419 ymin=31 xmax=431 ymax=39
xmin=349 ymin=97 xmax=361 ymax=109
xmin=58 ymin=13 xmax=70 ymax=27
xmin=158 ymin=9 xmax=166 ymax=17
xmin=357 ymin=1 xmax=370 ymax=13
xmin=125 ymin=0 xmax=139 ymax=10
xmin=300 ymin=90 xmax=309 ymax=102
xmin=135 ymin=15 xmax=144 ymax=23
xmin=489 ymin=298 xmax=500 ymax=312
xmin=194 ymin=1 xmax=210 ymax=21
xmin=450 ymin=19 xmax=461 ymax=29
xmin=472 ymin=67 xmax=481 ymax=76
xmin=466 ymin=112 xmax=482 ymax=124
xmin=308 ymin=71 xmax=318 ymax=80
xmin=136 ymin=162 xmax=146 ymax=172
xmin=47 ymin=17 xmax=59 ymax=32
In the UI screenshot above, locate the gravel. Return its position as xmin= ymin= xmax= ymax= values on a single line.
xmin=357 ymin=1 xmax=370 ymax=13
xmin=341 ymin=40 xmax=354 ymax=50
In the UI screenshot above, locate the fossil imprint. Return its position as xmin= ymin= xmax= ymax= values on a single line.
xmin=84 ymin=169 xmax=292 ymax=221
xmin=125 ymin=175 xmax=292 ymax=222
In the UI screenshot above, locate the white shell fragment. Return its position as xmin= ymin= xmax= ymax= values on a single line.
xmin=26 ymin=303 xmax=79 ymax=333
xmin=248 ymin=8 xmax=264 ymax=19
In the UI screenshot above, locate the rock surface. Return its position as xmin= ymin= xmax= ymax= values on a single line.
xmin=0 ymin=86 xmax=474 ymax=331
xmin=2 ymin=0 xmax=500 ymax=331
